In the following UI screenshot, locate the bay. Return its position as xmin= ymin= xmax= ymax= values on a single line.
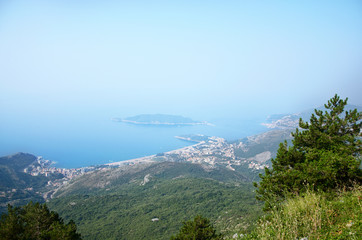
xmin=0 ymin=114 xmax=268 ymax=169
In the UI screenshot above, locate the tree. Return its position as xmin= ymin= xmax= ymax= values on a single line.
xmin=0 ymin=202 xmax=81 ymax=240
xmin=255 ymin=95 xmax=362 ymax=211
xmin=170 ymin=215 xmax=223 ymax=240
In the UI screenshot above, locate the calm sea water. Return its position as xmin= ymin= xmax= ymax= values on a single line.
xmin=0 ymin=115 xmax=267 ymax=168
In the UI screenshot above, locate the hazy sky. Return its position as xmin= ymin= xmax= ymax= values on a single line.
xmin=1 ymin=0 xmax=362 ymax=121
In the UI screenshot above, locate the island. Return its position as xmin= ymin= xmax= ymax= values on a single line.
xmin=112 ymin=114 xmax=212 ymax=126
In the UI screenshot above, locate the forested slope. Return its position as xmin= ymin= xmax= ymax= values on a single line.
xmin=48 ymin=162 xmax=262 ymax=239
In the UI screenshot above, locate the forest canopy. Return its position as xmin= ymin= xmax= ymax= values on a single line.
xmin=0 ymin=202 xmax=81 ymax=240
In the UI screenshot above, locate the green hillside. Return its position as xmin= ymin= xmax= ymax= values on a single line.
xmin=53 ymin=162 xmax=249 ymax=198
xmin=0 ymin=153 xmax=49 ymax=212
xmin=48 ymin=162 xmax=262 ymax=240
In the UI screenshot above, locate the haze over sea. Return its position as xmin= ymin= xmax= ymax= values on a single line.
xmin=1 ymin=1 xmax=361 ymax=168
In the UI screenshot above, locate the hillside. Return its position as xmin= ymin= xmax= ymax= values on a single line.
xmin=152 ymin=131 xmax=294 ymax=181
xmin=48 ymin=161 xmax=262 ymax=240
xmin=231 ymin=129 xmax=293 ymax=159
xmin=244 ymin=186 xmax=362 ymax=240
xmin=0 ymin=153 xmax=74 ymax=213
xmin=0 ymin=153 xmax=54 ymax=212
xmin=53 ymin=161 xmax=248 ymax=198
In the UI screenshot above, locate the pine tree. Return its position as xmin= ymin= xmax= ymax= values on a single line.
xmin=255 ymin=95 xmax=362 ymax=211
xmin=0 ymin=202 xmax=81 ymax=240
xmin=170 ymin=215 xmax=223 ymax=240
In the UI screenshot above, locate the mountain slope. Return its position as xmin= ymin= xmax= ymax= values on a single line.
xmin=0 ymin=153 xmax=49 ymax=211
xmin=48 ymin=161 xmax=262 ymax=239
xmin=53 ymin=161 xmax=249 ymax=197
xmin=0 ymin=153 xmax=66 ymax=213
xmin=231 ymin=129 xmax=294 ymax=159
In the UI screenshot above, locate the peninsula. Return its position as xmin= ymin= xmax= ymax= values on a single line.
xmin=112 ymin=114 xmax=212 ymax=126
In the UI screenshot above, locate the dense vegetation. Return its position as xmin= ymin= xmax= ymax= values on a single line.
xmin=255 ymin=95 xmax=362 ymax=211
xmin=170 ymin=215 xmax=223 ymax=240
xmin=48 ymin=174 xmax=262 ymax=239
xmin=244 ymin=186 xmax=361 ymax=240
xmin=0 ymin=202 xmax=81 ymax=240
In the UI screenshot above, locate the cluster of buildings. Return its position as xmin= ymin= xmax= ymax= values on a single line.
xmin=162 ymin=135 xmax=270 ymax=171
xmin=163 ymin=136 xmax=234 ymax=165
xmin=19 ymin=135 xmax=271 ymax=193
xmin=23 ymin=157 xmax=94 ymax=187
xmin=247 ymin=162 xmax=269 ymax=170
xmin=262 ymin=115 xmax=299 ymax=129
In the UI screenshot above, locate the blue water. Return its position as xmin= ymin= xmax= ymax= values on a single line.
xmin=0 ymin=114 xmax=268 ymax=168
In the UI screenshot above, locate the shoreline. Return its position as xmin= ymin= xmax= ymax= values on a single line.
xmin=105 ymin=141 xmax=202 ymax=167
xmin=105 ymin=155 xmax=156 ymax=166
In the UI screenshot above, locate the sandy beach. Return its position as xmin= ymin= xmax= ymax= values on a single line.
xmin=105 ymin=141 xmax=202 ymax=166
xmin=105 ymin=155 xmax=156 ymax=166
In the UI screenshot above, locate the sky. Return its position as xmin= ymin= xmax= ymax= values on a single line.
xmin=1 ymin=0 xmax=362 ymax=123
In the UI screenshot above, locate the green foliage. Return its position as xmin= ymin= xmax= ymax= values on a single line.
xmin=48 ymin=178 xmax=262 ymax=240
xmin=0 ymin=202 xmax=81 ymax=240
xmin=170 ymin=215 xmax=223 ymax=240
xmin=255 ymin=95 xmax=362 ymax=211
xmin=244 ymin=185 xmax=362 ymax=240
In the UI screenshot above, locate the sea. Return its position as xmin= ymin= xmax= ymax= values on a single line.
xmin=0 ymin=115 xmax=268 ymax=169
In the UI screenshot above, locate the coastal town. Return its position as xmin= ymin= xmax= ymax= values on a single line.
xmin=104 ymin=134 xmax=271 ymax=172
xmin=22 ymin=157 xmax=95 ymax=198
xmin=17 ymin=114 xmax=299 ymax=193
xmin=18 ymin=134 xmax=271 ymax=199
xmin=160 ymin=135 xmax=270 ymax=171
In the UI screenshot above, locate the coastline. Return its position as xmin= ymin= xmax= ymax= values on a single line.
xmin=174 ymin=136 xmax=203 ymax=143
xmin=105 ymin=155 xmax=156 ymax=166
xmin=105 ymin=141 xmax=202 ymax=166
